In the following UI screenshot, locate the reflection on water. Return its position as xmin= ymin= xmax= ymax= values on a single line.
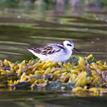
xmin=0 ymin=0 xmax=107 ymax=19
xmin=43 ymin=96 xmax=107 ymax=107
xmin=0 ymin=100 xmax=62 ymax=107
xmin=0 ymin=92 xmax=107 ymax=107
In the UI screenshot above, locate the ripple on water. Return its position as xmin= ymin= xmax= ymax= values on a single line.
xmin=0 ymin=13 xmax=107 ymax=61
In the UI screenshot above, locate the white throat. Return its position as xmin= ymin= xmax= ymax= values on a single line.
xmin=63 ymin=41 xmax=74 ymax=53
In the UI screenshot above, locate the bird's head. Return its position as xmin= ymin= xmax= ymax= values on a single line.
xmin=63 ymin=40 xmax=79 ymax=53
xmin=63 ymin=40 xmax=74 ymax=50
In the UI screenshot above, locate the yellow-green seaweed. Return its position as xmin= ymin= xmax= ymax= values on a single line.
xmin=0 ymin=54 xmax=107 ymax=96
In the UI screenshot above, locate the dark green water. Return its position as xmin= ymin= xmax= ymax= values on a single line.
xmin=0 ymin=90 xmax=107 ymax=107
xmin=0 ymin=15 xmax=107 ymax=61
xmin=0 ymin=4 xmax=107 ymax=107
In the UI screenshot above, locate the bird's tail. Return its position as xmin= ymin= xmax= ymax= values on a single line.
xmin=27 ymin=49 xmax=44 ymax=59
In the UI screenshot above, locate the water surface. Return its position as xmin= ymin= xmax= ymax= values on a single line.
xmin=0 ymin=3 xmax=107 ymax=107
xmin=0 ymin=15 xmax=107 ymax=61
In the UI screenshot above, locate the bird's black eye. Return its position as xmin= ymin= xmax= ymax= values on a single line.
xmin=67 ymin=44 xmax=72 ymax=46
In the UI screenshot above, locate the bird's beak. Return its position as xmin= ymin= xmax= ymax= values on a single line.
xmin=73 ymin=48 xmax=80 ymax=53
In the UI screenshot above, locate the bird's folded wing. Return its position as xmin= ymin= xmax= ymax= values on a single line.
xmin=29 ymin=43 xmax=65 ymax=55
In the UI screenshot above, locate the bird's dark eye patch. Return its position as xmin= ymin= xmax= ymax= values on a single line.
xmin=67 ymin=44 xmax=72 ymax=46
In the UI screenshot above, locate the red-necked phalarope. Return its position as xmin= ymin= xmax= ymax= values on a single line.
xmin=28 ymin=40 xmax=74 ymax=62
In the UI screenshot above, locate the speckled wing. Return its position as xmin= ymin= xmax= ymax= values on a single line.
xmin=43 ymin=43 xmax=65 ymax=55
xmin=29 ymin=48 xmax=42 ymax=54
xmin=29 ymin=43 xmax=65 ymax=55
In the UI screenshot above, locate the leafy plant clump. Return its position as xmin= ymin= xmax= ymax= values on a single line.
xmin=0 ymin=54 xmax=107 ymax=96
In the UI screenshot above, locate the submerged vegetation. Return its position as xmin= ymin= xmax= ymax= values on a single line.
xmin=0 ymin=54 xmax=107 ymax=96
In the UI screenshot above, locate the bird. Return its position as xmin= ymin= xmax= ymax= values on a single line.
xmin=28 ymin=40 xmax=75 ymax=62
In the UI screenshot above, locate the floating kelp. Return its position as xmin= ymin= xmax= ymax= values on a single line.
xmin=0 ymin=54 xmax=107 ymax=96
